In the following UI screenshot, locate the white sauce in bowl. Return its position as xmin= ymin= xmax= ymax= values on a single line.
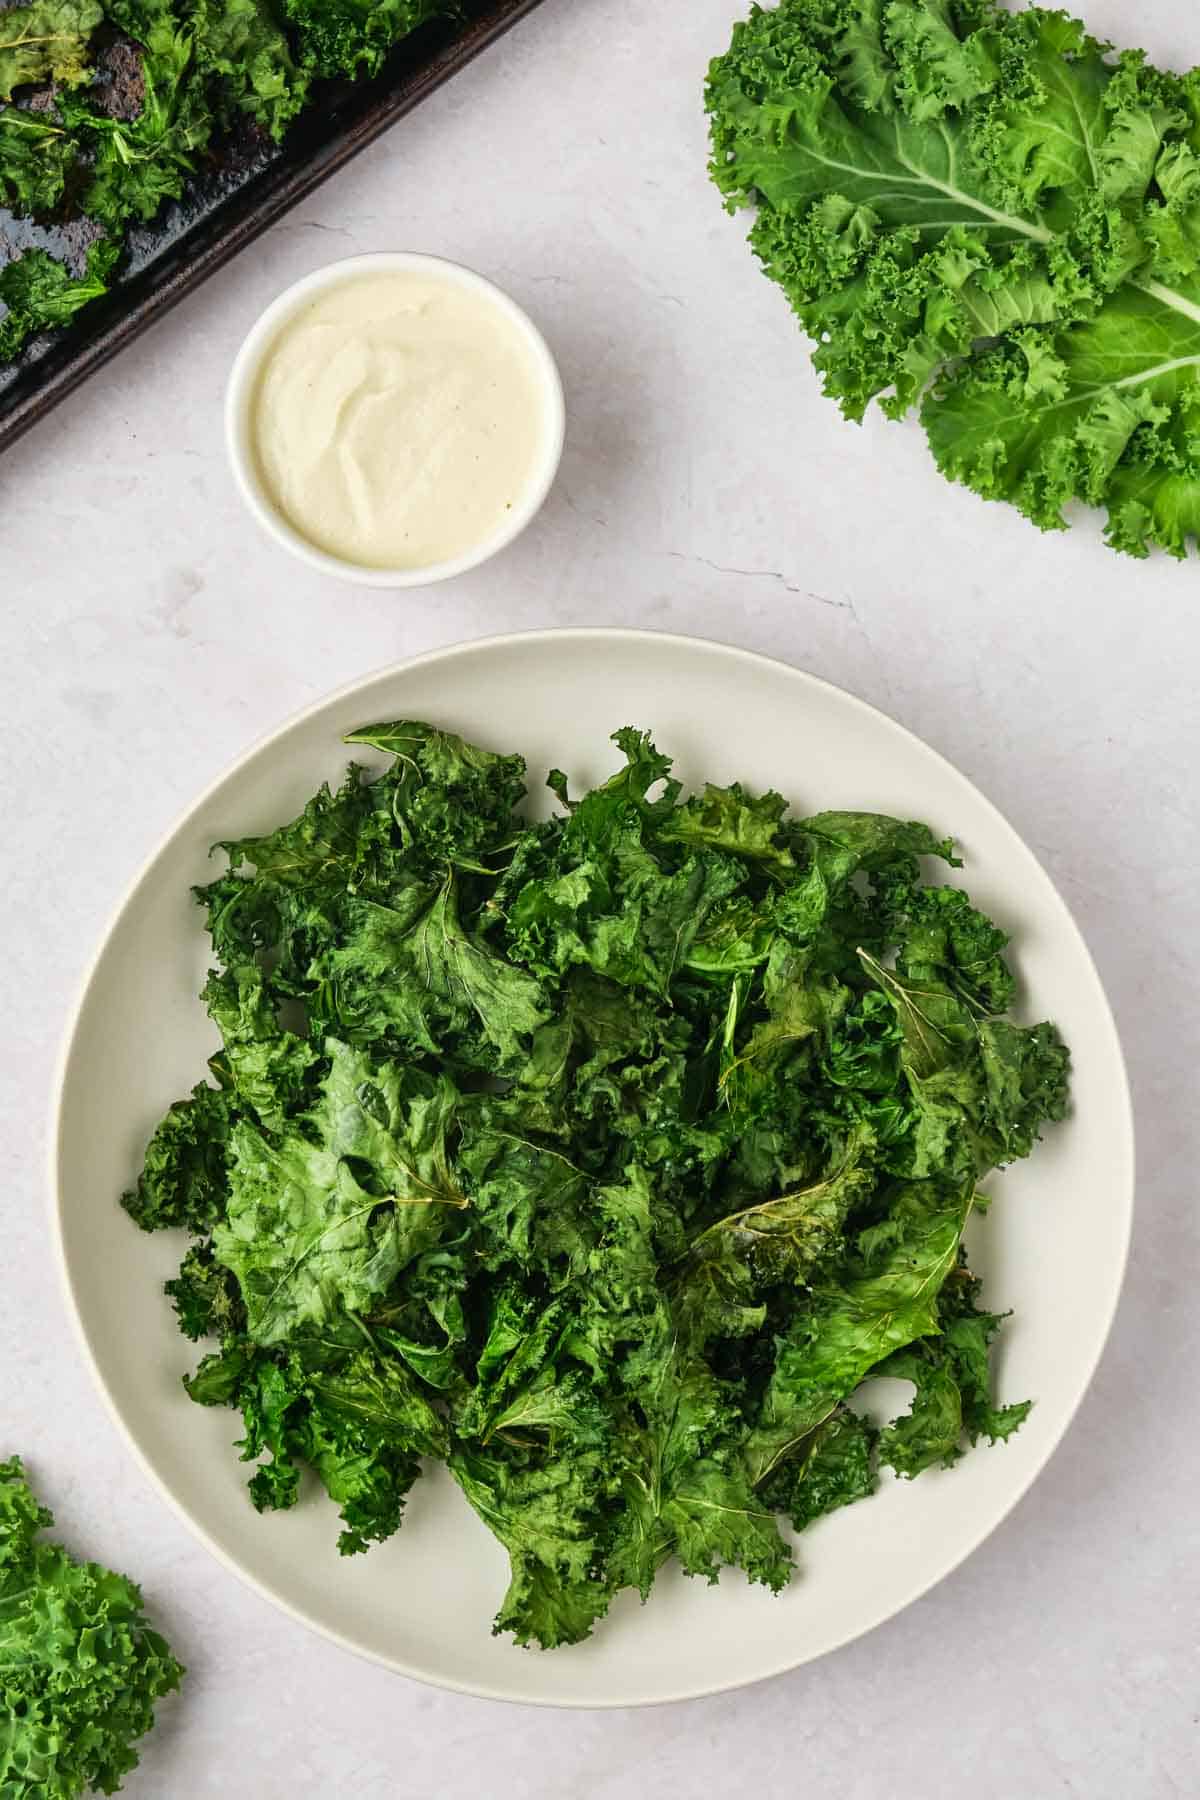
xmin=248 ymin=268 xmax=551 ymax=572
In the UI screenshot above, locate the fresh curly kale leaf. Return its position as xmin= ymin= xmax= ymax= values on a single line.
xmin=129 ymin=723 xmax=1067 ymax=1648
xmin=922 ymin=291 xmax=1200 ymax=556
xmin=708 ymin=0 xmax=1200 ymax=555
xmin=0 ymin=1456 xmax=183 ymax=1798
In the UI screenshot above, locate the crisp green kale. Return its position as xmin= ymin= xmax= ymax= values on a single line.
xmin=165 ymin=1239 xmax=246 ymax=1338
xmin=126 ymin=723 xmax=1067 ymax=1649
xmin=211 ymin=1038 xmax=464 ymax=1344
xmin=187 ymin=1337 xmax=447 ymax=1551
xmin=708 ymin=0 xmax=1200 ymax=556
xmin=0 ymin=108 xmax=79 ymax=213
xmin=0 ymin=0 xmax=101 ymax=100
xmin=0 ymin=237 xmax=118 ymax=360
xmin=279 ymin=0 xmax=447 ymax=81
xmin=192 ymin=0 xmax=313 ymax=137
xmin=876 ymin=1265 xmax=1032 ymax=1475
xmin=0 ymin=1456 xmax=183 ymax=1797
xmin=61 ymin=16 xmax=216 ymax=230
xmin=759 ymin=1406 xmax=876 ymax=1530
xmin=122 ymin=1080 xmax=233 ymax=1231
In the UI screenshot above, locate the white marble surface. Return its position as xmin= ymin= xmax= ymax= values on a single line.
xmin=2 ymin=0 xmax=1198 ymax=1793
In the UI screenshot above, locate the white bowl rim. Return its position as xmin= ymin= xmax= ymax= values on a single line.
xmin=224 ymin=253 xmax=567 ymax=589
xmin=48 ymin=627 xmax=1135 ymax=1706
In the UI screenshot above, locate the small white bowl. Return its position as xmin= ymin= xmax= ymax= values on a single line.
xmin=224 ymin=252 xmax=566 ymax=588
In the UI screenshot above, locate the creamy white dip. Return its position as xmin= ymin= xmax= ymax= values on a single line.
xmin=250 ymin=269 xmax=548 ymax=571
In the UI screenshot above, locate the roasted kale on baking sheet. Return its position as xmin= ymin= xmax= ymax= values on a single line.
xmin=0 ymin=0 xmax=454 ymax=360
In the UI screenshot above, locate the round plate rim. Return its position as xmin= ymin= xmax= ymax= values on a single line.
xmin=48 ymin=627 xmax=1135 ymax=1707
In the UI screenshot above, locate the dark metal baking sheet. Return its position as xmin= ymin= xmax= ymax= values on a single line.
xmin=0 ymin=0 xmax=544 ymax=453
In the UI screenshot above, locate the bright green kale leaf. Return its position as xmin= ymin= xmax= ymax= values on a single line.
xmin=708 ymin=0 xmax=1200 ymax=555
xmin=128 ymin=723 xmax=1067 ymax=1648
xmin=0 ymin=1456 xmax=183 ymax=1798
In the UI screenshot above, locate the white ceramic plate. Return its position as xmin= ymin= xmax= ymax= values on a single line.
xmin=52 ymin=630 xmax=1133 ymax=1707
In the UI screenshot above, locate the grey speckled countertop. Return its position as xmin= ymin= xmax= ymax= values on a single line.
xmin=2 ymin=1 xmax=1197 ymax=1794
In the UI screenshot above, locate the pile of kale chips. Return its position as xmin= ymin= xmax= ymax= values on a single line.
xmin=125 ymin=723 xmax=1069 ymax=1649
xmin=0 ymin=0 xmax=453 ymax=360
